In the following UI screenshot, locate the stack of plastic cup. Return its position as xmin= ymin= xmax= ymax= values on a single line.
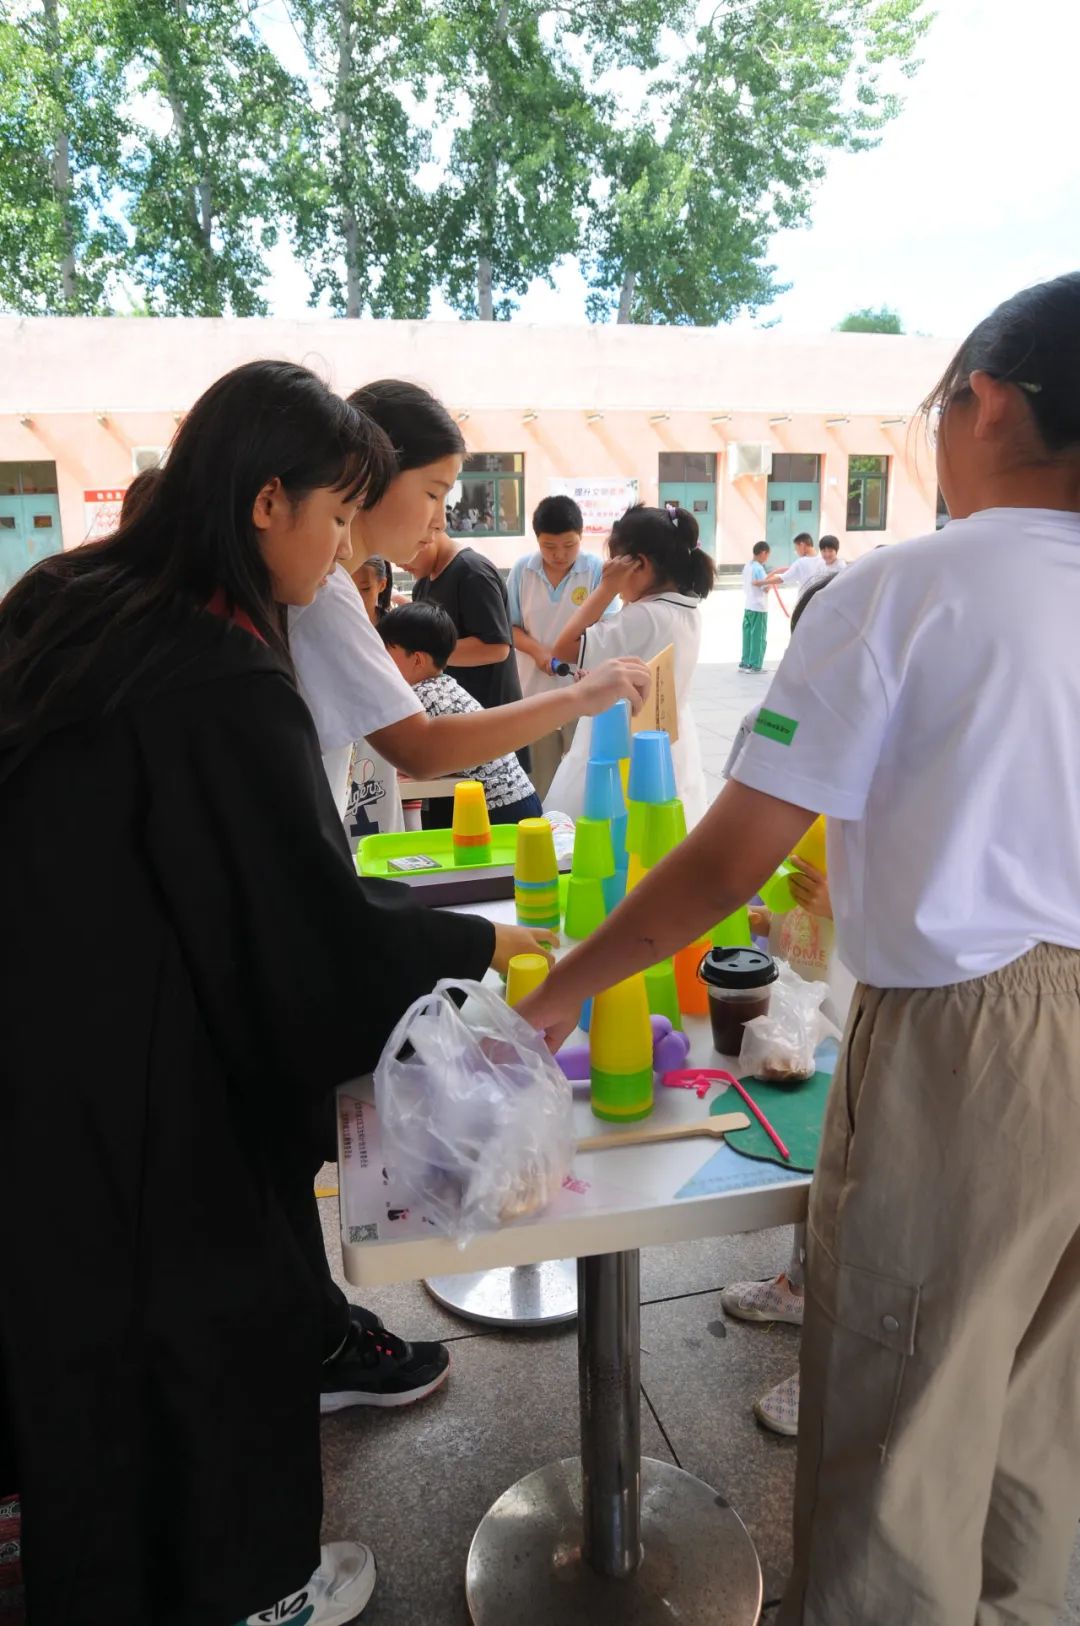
xmin=505 ymin=952 xmax=550 ymax=1008
xmin=625 ymin=731 xmax=684 ymax=891
xmin=584 ymin=757 xmax=627 ymax=911
xmin=451 ymin=780 xmax=491 ymax=866
xmin=514 ymin=818 xmax=561 ymax=929
xmin=589 ymin=972 xmax=654 ymax=1122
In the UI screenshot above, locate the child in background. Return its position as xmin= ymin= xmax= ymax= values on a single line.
xmin=507 ymin=495 xmax=611 ymax=800
xmin=545 ymin=503 xmax=712 ymax=825
xmin=378 ymin=603 xmax=544 ymax=828
xmin=768 ymin=531 xmax=820 ymax=598
xmin=817 ymin=535 xmax=845 ymax=577
xmin=351 ymin=553 xmax=392 ymax=623
xmin=740 ymin=541 xmax=771 ymax=671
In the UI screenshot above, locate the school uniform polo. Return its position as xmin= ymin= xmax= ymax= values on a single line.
xmin=506 ymin=550 xmax=609 ymax=797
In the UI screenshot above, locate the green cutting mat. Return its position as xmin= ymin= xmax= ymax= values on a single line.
xmin=711 ymin=1068 xmax=833 ymax=1174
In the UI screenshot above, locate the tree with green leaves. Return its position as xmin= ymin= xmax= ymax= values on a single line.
xmin=587 ymin=0 xmax=930 ymax=325
xmin=285 ymin=0 xmax=437 ymax=319
xmin=835 ymin=306 xmax=905 ymax=333
xmin=111 ymin=0 xmax=315 ymax=316
xmin=429 ymin=1 xmax=595 ymax=321
xmin=0 ymin=0 xmax=127 ymax=313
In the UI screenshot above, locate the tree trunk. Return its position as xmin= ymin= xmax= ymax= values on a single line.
xmin=42 ymin=0 xmax=77 ymax=307
xmin=337 ymin=0 xmax=362 ymax=318
xmin=477 ymin=256 xmax=494 ymax=321
xmin=617 ymin=268 xmax=637 ymax=324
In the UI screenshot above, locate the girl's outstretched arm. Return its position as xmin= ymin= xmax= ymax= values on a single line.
xmin=518 ymin=780 xmax=815 ymax=1050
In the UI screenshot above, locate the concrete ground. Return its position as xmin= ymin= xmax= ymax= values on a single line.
xmin=317 ymin=585 xmax=1080 ymax=1625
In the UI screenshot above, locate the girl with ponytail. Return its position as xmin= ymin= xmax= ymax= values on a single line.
xmin=546 ymin=503 xmax=714 ymax=824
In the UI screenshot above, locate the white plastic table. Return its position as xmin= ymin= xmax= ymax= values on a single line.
xmin=337 ymin=898 xmax=813 ymax=1626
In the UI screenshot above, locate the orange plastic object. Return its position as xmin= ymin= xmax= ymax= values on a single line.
xmin=673 ymin=935 xmax=711 ymax=1017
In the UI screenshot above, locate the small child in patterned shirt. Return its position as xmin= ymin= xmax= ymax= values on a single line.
xmin=377 ymin=602 xmax=544 ymax=829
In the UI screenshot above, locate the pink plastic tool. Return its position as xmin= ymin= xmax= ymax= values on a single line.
xmin=662 ymin=1068 xmax=791 ymax=1161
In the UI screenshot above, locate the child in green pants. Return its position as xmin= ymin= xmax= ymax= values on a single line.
xmin=739 ymin=540 xmax=771 ymax=671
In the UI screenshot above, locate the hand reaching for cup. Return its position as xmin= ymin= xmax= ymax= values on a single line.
xmin=574 ymin=657 xmax=651 ymax=718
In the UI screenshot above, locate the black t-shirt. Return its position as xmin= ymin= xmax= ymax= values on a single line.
xmin=413 ymin=547 xmax=523 ymax=711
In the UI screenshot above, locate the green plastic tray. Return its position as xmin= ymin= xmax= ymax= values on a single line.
xmin=356 ymin=825 xmax=523 ymax=879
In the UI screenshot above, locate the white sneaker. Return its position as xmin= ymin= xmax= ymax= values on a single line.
xmin=239 ymin=1541 xmax=376 ymax=1625
xmin=754 ymin=1372 xmax=800 ymax=1437
xmin=720 ymin=1273 xmax=805 ymax=1326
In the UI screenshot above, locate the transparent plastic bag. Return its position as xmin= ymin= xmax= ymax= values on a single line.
xmin=738 ymin=962 xmax=842 ymax=1084
xmin=374 ymin=979 xmax=575 ymax=1243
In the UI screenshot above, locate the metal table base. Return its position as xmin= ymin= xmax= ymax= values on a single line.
xmin=424 ymin=1260 xmax=578 ymax=1327
xmin=465 ymin=1251 xmax=762 ymax=1625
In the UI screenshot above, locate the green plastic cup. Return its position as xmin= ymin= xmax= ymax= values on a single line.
xmin=711 ymin=906 xmax=753 ymax=949
xmin=644 ymin=959 xmax=682 ymax=1030
xmin=564 ymin=876 xmax=607 ymax=940
xmin=571 ymin=816 xmax=616 ymax=881
xmin=640 ymin=800 xmax=687 ymax=869
xmin=625 ymin=799 xmax=648 ymax=855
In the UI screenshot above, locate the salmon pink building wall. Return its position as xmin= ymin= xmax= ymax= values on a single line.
xmin=0 ymin=316 xmax=954 ymax=572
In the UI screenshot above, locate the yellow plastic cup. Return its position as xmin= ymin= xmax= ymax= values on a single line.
xmin=506 ymin=953 xmax=550 ymax=1007
xmin=514 ymin=817 xmax=558 ymax=884
xmin=792 ymin=815 xmax=827 ymax=875
xmin=590 ymin=971 xmax=654 ymax=1121
xmin=452 ymin=780 xmax=491 ymax=844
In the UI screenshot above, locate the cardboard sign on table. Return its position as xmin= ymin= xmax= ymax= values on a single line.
xmin=629 ymin=643 xmax=679 ymax=745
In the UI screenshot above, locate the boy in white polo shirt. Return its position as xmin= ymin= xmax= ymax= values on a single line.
xmin=519 ymin=273 xmax=1080 ymax=1626
xmin=507 ymin=495 xmax=610 ymax=799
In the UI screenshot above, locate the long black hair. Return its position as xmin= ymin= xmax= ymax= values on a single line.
xmin=347 ymin=379 xmax=466 ymax=472
xmin=359 ymin=554 xmax=394 ymax=619
xmin=608 ymin=504 xmax=715 ymax=598
xmin=0 ymin=360 xmax=394 ymax=749
xmin=922 ymin=272 xmax=1080 ymax=455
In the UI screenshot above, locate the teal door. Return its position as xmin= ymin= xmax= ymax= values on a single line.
xmin=0 ymin=462 xmax=63 ymax=593
xmin=765 ymin=454 xmax=820 ymax=565
xmin=658 ymin=452 xmax=717 ymax=557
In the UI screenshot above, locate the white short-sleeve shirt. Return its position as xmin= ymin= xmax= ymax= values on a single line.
xmin=288 ymin=567 xmax=421 ymax=828
xmin=546 ymin=592 xmax=708 ymax=826
xmin=779 ymin=555 xmax=821 ymax=592
xmin=730 ymin=508 xmax=1080 ymax=988
xmin=742 ymin=560 xmax=769 ymax=611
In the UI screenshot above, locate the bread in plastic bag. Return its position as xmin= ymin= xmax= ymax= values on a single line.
xmin=374 ymin=978 xmax=575 ymax=1243
xmin=738 ymin=962 xmax=842 ymax=1084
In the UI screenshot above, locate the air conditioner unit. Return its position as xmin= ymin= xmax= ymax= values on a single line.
xmin=729 ymin=443 xmax=772 ymax=480
xmin=132 ymin=446 xmax=167 ymax=474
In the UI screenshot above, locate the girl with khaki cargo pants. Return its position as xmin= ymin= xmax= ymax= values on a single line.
xmin=520 ymin=270 xmax=1080 ymax=1625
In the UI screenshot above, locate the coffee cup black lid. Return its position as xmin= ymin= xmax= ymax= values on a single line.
xmin=700 ymin=946 xmax=779 ymax=991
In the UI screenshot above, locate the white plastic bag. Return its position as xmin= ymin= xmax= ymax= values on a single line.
xmin=374 ymin=979 xmax=575 ymax=1243
xmin=738 ymin=962 xmax=842 ymax=1083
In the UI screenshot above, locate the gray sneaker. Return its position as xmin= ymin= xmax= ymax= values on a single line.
xmin=238 ymin=1541 xmax=376 ymax=1624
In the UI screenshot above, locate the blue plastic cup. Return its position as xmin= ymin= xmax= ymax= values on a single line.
xmin=611 ymin=811 xmax=629 ymax=872
xmin=628 ymin=730 xmax=677 ymax=805
xmin=590 ymin=700 xmax=632 ymax=764
xmin=584 ymin=757 xmax=626 ymax=823
xmin=602 ymin=869 xmax=627 ymax=913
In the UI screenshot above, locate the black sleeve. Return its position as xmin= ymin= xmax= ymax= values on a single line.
xmin=138 ymin=670 xmax=496 ymax=1104
xmin=457 ymin=560 xmax=513 ymax=647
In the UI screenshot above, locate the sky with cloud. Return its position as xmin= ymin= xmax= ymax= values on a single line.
xmin=264 ymin=0 xmax=1080 ymax=339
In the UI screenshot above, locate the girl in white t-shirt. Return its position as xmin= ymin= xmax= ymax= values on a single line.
xmin=518 ymin=273 xmax=1080 ymax=1625
xmin=546 ymin=503 xmax=713 ymax=824
xmin=289 ymin=379 xmax=649 ymax=842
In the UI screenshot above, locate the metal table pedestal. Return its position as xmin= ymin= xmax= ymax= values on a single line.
xmin=424 ymin=1260 xmax=577 ymax=1327
xmin=465 ymin=1250 xmax=763 ymax=1624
